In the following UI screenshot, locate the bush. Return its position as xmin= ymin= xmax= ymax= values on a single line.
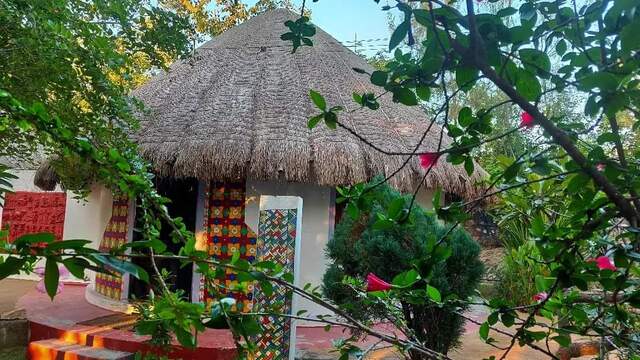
xmin=322 ymin=182 xmax=483 ymax=356
xmin=496 ymin=242 xmax=549 ymax=307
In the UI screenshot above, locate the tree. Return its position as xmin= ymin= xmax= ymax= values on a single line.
xmin=299 ymin=0 xmax=640 ymax=358
xmin=161 ymin=0 xmax=299 ymax=37
xmin=323 ymin=180 xmax=483 ymax=357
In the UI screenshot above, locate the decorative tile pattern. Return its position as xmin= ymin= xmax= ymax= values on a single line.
xmin=1 ymin=192 xmax=66 ymax=242
xmin=203 ymin=182 xmax=257 ymax=312
xmin=95 ymin=195 xmax=130 ymax=300
xmin=253 ymin=208 xmax=297 ymax=360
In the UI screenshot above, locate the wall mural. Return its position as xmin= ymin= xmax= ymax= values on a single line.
xmin=1 ymin=191 xmax=66 ymax=242
xmin=94 ymin=194 xmax=130 ymax=300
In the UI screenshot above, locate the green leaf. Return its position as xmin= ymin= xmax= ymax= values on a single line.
xmin=519 ymin=3 xmax=536 ymax=22
xmin=496 ymin=7 xmax=517 ymax=17
xmin=14 ymin=232 xmax=55 ymax=248
xmin=392 ymin=87 xmax=417 ymax=106
xmin=552 ymin=335 xmax=571 ymax=347
xmin=555 ymin=39 xmax=567 ymax=56
xmin=579 ymin=72 xmax=619 ymax=92
xmin=62 ymin=258 xmax=89 ymax=280
xmin=92 ymin=255 xmax=149 ymax=283
xmin=260 ymin=280 xmax=273 ymax=297
xmin=479 ymin=322 xmax=490 ymax=341
xmin=47 ymin=240 xmax=92 ymax=251
xmin=389 ymin=20 xmax=410 ymax=51
xmin=534 ymin=275 xmax=555 ymax=292
xmin=387 ymin=197 xmax=406 ymax=219
xmin=530 ymin=215 xmax=545 ymax=237
xmin=464 ymin=157 xmax=474 ymax=176
xmin=456 ymin=67 xmax=479 ymax=91
xmin=309 ymin=90 xmax=326 ymax=111
xmin=231 ymin=249 xmax=240 ymax=264
xmin=458 ymin=107 xmax=474 ymax=127
xmin=597 ymin=132 xmax=619 ymax=145
xmin=503 ymin=161 xmax=522 ymax=181
xmin=307 ymin=115 xmax=323 ymax=129
xmin=175 ymin=327 xmax=196 ymax=348
xmin=0 ymin=257 xmax=27 ymax=280
xmin=392 ymin=269 xmax=420 ymax=287
xmin=620 ymin=18 xmax=640 ymax=55
xmin=520 ymin=48 xmax=551 ymax=75
xmin=426 ymin=284 xmax=442 ymax=303
xmin=45 ymin=257 xmax=59 ymax=300
xmin=515 ymin=70 xmax=541 ymax=101
xmin=370 ymin=71 xmax=388 ymax=87
xmin=324 ymin=111 xmax=338 ymax=129
xmin=345 ymin=201 xmax=360 ymax=220
xmin=416 ymin=86 xmax=431 ymax=101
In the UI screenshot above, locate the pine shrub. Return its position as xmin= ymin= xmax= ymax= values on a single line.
xmin=322 ymin=182 xmax=484 ymax=356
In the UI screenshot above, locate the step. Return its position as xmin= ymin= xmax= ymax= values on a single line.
xmin=28 ymin=338 xmax=135 ymax=360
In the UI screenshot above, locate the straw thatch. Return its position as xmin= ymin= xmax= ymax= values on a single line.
xmin=36 ymin=9 xmax=487 ymax=198
xmin=33 ymin=158 xmax=59 ymax=191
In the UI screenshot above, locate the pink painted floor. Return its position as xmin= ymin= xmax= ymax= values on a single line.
xmin=17 ymin=283 xmax=394 ymax=353
xmin=16 ymin=283 xmax=559 ymax=359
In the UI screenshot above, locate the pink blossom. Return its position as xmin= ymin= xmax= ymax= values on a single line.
xmin=594 ymin=256 xmax=617 ymax=271
xmin=366 ymin=273 xmax=393 ymax=292
xmin=519 ymin=112 xmax=535 ymax=128
xmin=34 ymin=265 xmax=70 ymax=295
xmin=419 ymin=152 xmax=440 ymax=169
xmin=532 ymin=292 xmax=548 ymax=302
xmin=596 ymin=163 xmax=606 ymax=171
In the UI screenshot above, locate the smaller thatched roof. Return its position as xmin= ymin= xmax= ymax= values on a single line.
xmin=33 ymin=159 xmax=59 ymax=191
xmin=35 ymin=9 xmax=488 ymax=198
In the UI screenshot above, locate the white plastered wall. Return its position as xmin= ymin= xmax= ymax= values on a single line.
xmin=0 ymin=169 xmax=112 ymax=282
xmin=415 ymin=187 xmax=437 ymax=210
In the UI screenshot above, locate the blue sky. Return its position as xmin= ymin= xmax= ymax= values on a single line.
xmin=248 ymin=0 xmax=397 ymax=55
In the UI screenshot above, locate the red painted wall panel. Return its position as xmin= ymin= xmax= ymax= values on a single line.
xmin=1 ymin=191 xmax=66 ymax=242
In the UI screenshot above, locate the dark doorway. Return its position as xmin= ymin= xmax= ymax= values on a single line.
xmin=129 ymin=177 xmax=199 ymax=302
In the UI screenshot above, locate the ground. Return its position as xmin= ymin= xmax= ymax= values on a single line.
xmin=0 ymin=278 xmax=569 ymax=359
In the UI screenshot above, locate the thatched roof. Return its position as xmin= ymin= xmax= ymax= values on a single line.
xmin=37 ymin=9 xmax=487 ymax=197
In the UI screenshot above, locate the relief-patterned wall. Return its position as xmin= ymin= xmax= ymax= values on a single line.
xmin=1 ymin=191 xmax=66 ymax=242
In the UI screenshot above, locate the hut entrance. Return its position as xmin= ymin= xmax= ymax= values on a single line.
xmin=129 ymin=177 xmax=198 ymax=301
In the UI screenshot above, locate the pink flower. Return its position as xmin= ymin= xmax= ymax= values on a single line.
xmin=519 ymin=112 xmax=535 ymax=128
xmin=34 ymin=265 xmax=70 ymax=295
xmin=594 ymin=256 xmax=617 ymax=271
xmin=366 ymin=273 xmax=393 ymax=292
xmin=532 ymin=292 xmax=548 ymax=302
xmin=596 ymin=163 xmax=606 ymax=171
xmin=419 ymin=152 xmax=440 ymax=169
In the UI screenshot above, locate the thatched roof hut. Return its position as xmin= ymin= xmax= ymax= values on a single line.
xmin=36 ymin=8 xmax=485 ymax=198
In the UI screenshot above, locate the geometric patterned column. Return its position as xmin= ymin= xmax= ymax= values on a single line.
xmin=253 ymin=198 xmax=301 ymax=360
xmin=202 ymin=182 xmax=258 ymax=312
xmin=94 ymin=194 xmax=131 ymax=300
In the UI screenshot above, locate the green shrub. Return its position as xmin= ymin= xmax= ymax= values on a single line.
xmin=322 ymin=182 xmax=483 ymax=356
xmin=496 ymin=242 xmax=549 ymax=307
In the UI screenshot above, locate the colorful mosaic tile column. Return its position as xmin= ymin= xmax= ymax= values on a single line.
xmin=203 ymin=182 xmax=257 ymax=312
xmin=94 ymin=194 xmax=131 ymax=300
xmin=253 ymin=208 xmax=298 ymax=360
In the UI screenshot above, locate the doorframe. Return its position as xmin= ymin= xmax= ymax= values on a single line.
xmin=191 ymin=180 xmax=207 ymax=303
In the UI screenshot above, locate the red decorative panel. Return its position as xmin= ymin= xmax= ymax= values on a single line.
xmin=202 ymin=182 xmax=257 ymax=312
xmin=1 ymin=191 xmax=66 ymax=242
